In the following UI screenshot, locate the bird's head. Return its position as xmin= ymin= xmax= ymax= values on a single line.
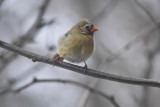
xmin=69 ymin=18 xmax=98 ymax=36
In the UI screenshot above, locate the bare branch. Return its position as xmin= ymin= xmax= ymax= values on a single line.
xmin=99 ymin=0 xmax=160 ymax=64
xmin=13 ymin=0 xmax=51 ymax=46
xmin=0 ymin=62 xmax=48 ymax=96
xmin=14 ymin=78 xmax=120 ymax=107
xmin=77 ymin=79 xmax=98 ymax=107
xmin=105 ymin=20 xmax=159 ymax=63
xmin=91 ymin=0 xmax=120 ymax=23
xmin=1 ymin=40 xmax=160 ymax=88
xmin=0 ymin=79 xmax=17 ymax=96
xmin=135 ymin=0 xmax=157 ymax=25
xmin=134 ymin=0 xmax=160 ymax=107
xmin=0 ymin=0 xmax=52 ymax=71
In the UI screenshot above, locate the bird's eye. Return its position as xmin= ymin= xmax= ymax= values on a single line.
xmin=85 ymin=26 xmax=90 ymax=29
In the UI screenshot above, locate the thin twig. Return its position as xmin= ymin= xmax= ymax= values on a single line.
xmin=134 ymin=0 xmax=157 ymax=25
xmin=14 ymin=77 xmax=120 ymax=107
xmin=98 ymin=0 xmax=160 ymax=64
xmin=77 ymin=78 xmax=98 ymax=107
xmin=91 ymin=0 xmax=120 ymax=23
xmin=0 ymin=59 xmax=49 ymax=95
xmin=1 ymin=40 xmax=160 ymax=88
xmin=105 ymin=20 xmax=159 ymax=63
xmin=134 ymin=0 xmax=160 ymax=107
xmin=0 ymin=0 xmax=52 ymax=72
xmin=0 ymin=79 xmax=17 ymax=96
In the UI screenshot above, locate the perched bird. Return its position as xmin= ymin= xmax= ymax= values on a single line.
xmin=52 ymin=19 xmax=98 ymax=71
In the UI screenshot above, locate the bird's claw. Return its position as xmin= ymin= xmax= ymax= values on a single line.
xmin=83 ymin=61 xmax=88 ymax=73
xmin=52 ymin=53 xmax=64 ymax=67
xmin=53 ymin=57 xmax=59 ymax=67
xmin=83 ymin=65 xmax=88 ymax=73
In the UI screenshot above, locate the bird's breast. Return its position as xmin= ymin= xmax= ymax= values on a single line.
xmin=57 ymin=35 xmax=94 ymax=63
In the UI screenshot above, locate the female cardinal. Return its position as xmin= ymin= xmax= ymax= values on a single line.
xmin=52 ymin=19 xmax=98 ymax=71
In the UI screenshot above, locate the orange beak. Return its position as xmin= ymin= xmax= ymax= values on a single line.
xmin=91 ymin=27 xmax=98 ymax=33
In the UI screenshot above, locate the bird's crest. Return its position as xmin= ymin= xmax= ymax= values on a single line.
xmin=82 ymin=18 xmax=89 ymax=23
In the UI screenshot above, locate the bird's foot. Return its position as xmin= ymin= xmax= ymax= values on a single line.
xmin=52 ymin=53 xmax=64 ymax=67
xmin=83 ymin=61 xmax=88 ymax=73
xmin=83 ymin=65 xmax=88 ymax=73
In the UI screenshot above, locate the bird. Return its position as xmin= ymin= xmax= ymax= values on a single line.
xmin=52 ymin=19 xmax=98 ymax=71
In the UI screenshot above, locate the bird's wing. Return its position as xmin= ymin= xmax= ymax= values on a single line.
xmin=64 ymin=31 xmax=71 ymax=37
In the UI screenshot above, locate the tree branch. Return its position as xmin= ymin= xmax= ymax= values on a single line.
xmin=0 ymin=0 xmax=52 ymax=72
xmin=77 ymin=78 xmax=98 ymax=107
xmin=14 ymin=77 xmax=119 ymax=107
xmin=134 ymin=0 xmax=157 ymax=25
xmin=134 ymin=0 xmax=160 ymax=106
xmin=91 ymin=0 xmax=120 ymax=23
xmin=1 ymin=40 xmax=160 ymax=88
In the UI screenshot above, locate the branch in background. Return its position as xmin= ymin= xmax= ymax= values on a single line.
xmin=91 ymin=0 xmax=120 ymax=23
xmin=98 ymin=0 xmax=160 ymax=64
xmin=0 ymin=63 xmax=46 ymax=96
xmin=140 ymin=48 xmax=157 ymax=107
xmin=1 ymin=40 xmax=160 ymax=88
xmin=77 ymin=79 xmax=98 ymax=107
xmin=14 ymin=78 xmax=119 ymax=107
xmin=0 ymin=0 xmax=52 ymax=72
xmin=104 ymin=20 xmax=159 ymax=63
xmin=12 ymin=0 xmax=51 ymax=46
xmin=135 ymin=0 xmax=157 ymax=25
xmin=134 ymin=0 xmax=160 ymax=107
xmin=0 ymin=79 xmax=17 ymax=96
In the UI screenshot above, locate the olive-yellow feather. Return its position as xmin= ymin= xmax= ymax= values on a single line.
xmin=56 ymin=19 xmax=98 ymax=63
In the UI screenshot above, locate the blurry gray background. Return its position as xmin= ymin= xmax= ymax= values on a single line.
xmin=0 ymin=0 xmax=160 ymax=107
